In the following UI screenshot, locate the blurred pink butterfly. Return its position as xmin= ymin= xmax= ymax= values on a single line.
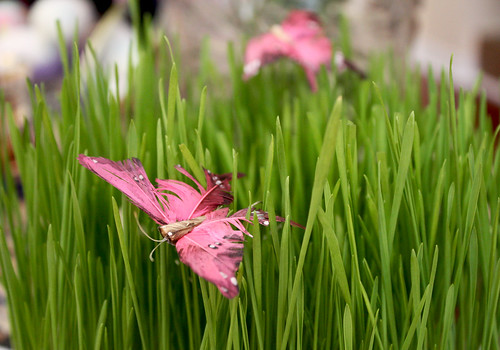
xmin=243 ymin=10 xmax=364 ymax=91
xmin=78 ymin=155 xmax=302 ymax=298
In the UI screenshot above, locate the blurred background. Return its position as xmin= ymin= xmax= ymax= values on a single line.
xmin=1 ymin=0 xmax=500 ymax=347
xmin=1 ymin=0 xmax=500 ymax=125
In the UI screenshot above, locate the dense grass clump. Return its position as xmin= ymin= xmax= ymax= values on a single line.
xmin=1 ymin=21 xmax=499 ymax=350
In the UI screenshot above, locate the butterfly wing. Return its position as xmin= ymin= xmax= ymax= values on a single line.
xmin=281 ymin=10 xmax=324 ymax=41
xmin=243 ymin=32 xmax=290 ymax=79
xmin=155 ymin=178 xmax=206 ymax=221
xmin=281 ymin=11 xmax=331 ymax=91
xmin=175 ymin=210 xmax=246 ymax=299
xmin=156 ymin=166 xmax=240 ymax=220
xmin=78 ymin=155 xmax=173 ymax=224
xmin=289 ymin=35 xmax=332 ymax=91
xmin=200 ymin=168 xmax=238 ymax=207
xmin=175 ymin=206 xmax=303 ymax=299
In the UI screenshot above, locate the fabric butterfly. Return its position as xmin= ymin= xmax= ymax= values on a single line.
xmin=243 ymin=10 xmax=364 ymax=91
xmin=78 ymin=155 xmax=302 ymax=298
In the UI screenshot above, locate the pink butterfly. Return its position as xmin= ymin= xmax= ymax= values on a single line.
xmin=78 ymin=155 xmax=301 ymax=298
xmin=243 ymin=10 xmax=332 ymax=91
xmin=243 ymin=10 xmax=365 ymax=91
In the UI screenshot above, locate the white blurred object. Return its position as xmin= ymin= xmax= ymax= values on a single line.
xmin=0 ymin=0 xmax=98 ymax=125
xmin=341 ymin=0 xmax=418 ymax=62
xmin=81 ymin=4 xmax=138 ymax=99
xmin=0 ymin=24 xmax=57 ymax=124
xmin=0 ymin=26 xmax=58 ymax=77
xmin=28 ymin=0 xmax=97 ymax=45
xmin=1 ymin=0 xmax=98 ymax=81
xmin=0 ymin=1 xmax=27 ymax=30
xmin=410 ymin=0 xmax=500 ymax=103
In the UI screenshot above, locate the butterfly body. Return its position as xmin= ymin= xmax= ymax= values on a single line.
xmin=158 ymin=215 xmax=206 ymax=244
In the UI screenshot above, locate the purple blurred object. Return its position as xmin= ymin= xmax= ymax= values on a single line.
xmin=0 ymin=0 xmax=97 ymax=83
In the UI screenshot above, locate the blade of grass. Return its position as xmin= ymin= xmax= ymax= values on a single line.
xmin=344 ymin=304 xmax=353 ymax=350
xmin=112 ymin=198 xmax=148 ymax=349
xmin=93 ymin=300 xmax=108 ymax=350
xmin=388 ymin=113 xmax=415 ymax=249
xmin=280 ymin=97 xmax=342 ymax=350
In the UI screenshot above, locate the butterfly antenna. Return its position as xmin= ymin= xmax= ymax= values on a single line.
xmin=250 ymin=201 xmax=262 ymax=210
xmin=149 ymin=239 xmax=168 ymax=262
xmin=247 ymin=201 xmax=263 ymax=219
xmin=134 ymin=212 xmax=166 ymax=243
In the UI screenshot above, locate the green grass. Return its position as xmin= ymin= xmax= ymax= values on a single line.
xmin=1 ymin=21 xmax=500 ymax=349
